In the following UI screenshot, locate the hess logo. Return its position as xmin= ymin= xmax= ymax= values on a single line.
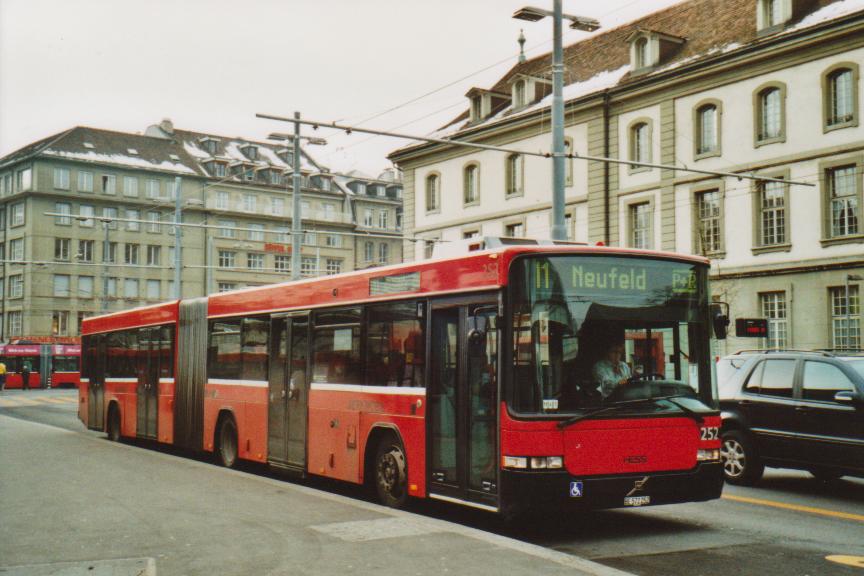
xmin=624 ymin=455 xmax=648 ymax=464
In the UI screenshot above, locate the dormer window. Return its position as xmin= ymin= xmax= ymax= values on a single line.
xmin=757 ymin=0 xmax=791 ymax=32
xmin=199 ymin=137 xmax=220 ymax=155
xmin=628 ymin=30 xmax=684 ymax=73
xmin=634 ymin=37 xmax=649 ymax=69
xmin=513 ymin=79 xmax=527 ymax=108
xmin=471 ymin=96 xmax=483 ymax=122
xmin=241 ymin=144 xmax=258 ymax=161
xmin=205 ymin=160 xmax=227 ymax=177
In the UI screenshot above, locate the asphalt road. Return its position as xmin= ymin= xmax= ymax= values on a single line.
xmin=2 ymin=388 xmax=863 ymax=576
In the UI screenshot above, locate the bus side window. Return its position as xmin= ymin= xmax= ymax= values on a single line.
xmin=241 ymin=317 xmax=269 ymax=382
xmin=208 ymin=320 xmax=241 ymax=380
xmin=313 ymin=308 xmax=362 ymax=385
xmin=366 ymin=301 xmax=425 ymax=388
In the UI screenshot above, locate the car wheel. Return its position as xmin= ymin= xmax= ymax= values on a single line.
xmin=374 ymin=437 xmax=408 ymax=508
xmin=216 ymin=416 xmax=238 ymax=469
xmin=720 ymin=430 xmax=764 ymax=485
xmin=809 ymin=468 xmax=843 ymax=482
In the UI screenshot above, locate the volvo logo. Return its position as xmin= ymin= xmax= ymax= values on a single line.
xmin=626 ymin=476 xmax=650 ymax=497
xmin=624 ymin=454 xmax=648 ymax=464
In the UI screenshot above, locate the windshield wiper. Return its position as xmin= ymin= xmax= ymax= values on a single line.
xmin=556 ymin=394 xmax=701 ymax=430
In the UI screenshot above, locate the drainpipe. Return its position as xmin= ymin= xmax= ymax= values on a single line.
xmin=603 ymin=89 xmax=611 ymax=245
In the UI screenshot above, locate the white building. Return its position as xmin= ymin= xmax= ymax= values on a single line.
xmin=389 ymin=0 xmax=864 ymax=352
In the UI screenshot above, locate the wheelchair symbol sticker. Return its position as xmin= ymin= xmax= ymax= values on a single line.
xmin=569 ymin=481 xmax=583 ymax=497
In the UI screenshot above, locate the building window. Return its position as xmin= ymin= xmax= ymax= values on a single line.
xmin=760 ymin=292 xmax=788 ymax=350
xmin=103 ymin=206 xmax=118 ymax=229
xmin=275 ymin=226 xmax=290 ymax=244
xmin=830 ymin=286 xmax=860 ymax=349
xmin=218 ymin=283 xmax=237 ymax=293
xmin=8 ymin=311 xmax=22 ymax=335
xmin=758 ymin=180 xmax=787 ymax=246
xmin=303 ymin=232 xmax=316 ymax=246
xmin=146 ymin=279 xmax=160 ymax=300
xmin=629 ymin=121 xmax=651 ymax=167
xmin=55 ymin=238 xmax=71 ymax=261
xmin=695 ymin=189 xmax=722 ymax=254
xmin=243 ymin=194 xmax=257 ymax=212
xmin=53 ymin=274 xmax=71 ymax=297
xmin=755 ymin=84 xmax=785 ymax=144
xmin=425 ymin=174 xmax=439 ymax=212
xmin=146 ymin=179 xmax=160 ymax=199
xmin=272 ymin=197 xmax=285 ymax=216
xmin=826 ymin=165 xmax=859 ymax=238
xmin=633 ymin=36 xmax=649 ymax=69
xmin=105 ymin=242 xmax=117 ymax=264
xmin=78 ymin=240 xmax=94 ymax=262
xmin=78 ymin=276 xmax=94 ymax=299
xmin=323 ymin=203 xmax=336 ymax=220
xmin=695 ymin=103 xmax=720 ymax=156
xmin=364 ymin=241 xmax=374 ymax=262
xmin=9 ymin=275 xmax=23 ymax=299
xmin=364 ymin=209 xmax=373 ymax=227
xmin=301 ymin=257 xmax=316 ymax=277
xmin=248 ymin=223 xmax=264 ymax=242
xmin=126 ymin=208 xmax=140 ymax=232
xmin=378 ymin=243 xmax=389 ymax=264
xmin=146 ymin=245 xmax=161 ymax=266
xmin=217 ymin=219 xmax=236 ymax=238
xmin=513 ymin=79 xmax=526 ymax=108
xmin=565 ymin=213 xmax=573 ymax=240
xmin=301 ymin=201 xmax=311 ymax=218
xmin=247 ymin=253 xmax=264 ymax=269
xmin=760 ymin=0 xmax=787 ymax=28
xmin=379 ymin=210 xmax=389 ymax=229
xmin=51 ymin=311 xmax=69 ymax=336
xmin=16 ymin=168 xmax=31 ymax=192
xmin=10 ymin=238 xmax=23 ymax=261
xmin=218 ymin=250 xmax=236 ymax=269
xmin=463 ymin=163 xmax=479 ymax=205
xmin=823 ymin=64 xmax=859 ymax=130
xmin=424 ymin=240 xmax=436 ymax=259
xmin=462 ymin=229 xmax=480 ymax=239
xmin=106 ymin=277 xmax=117 ymax=298
xmin=123 ymin=176 xmax=138 ymax=197
xmin=124 ymin=279 xmax=139 ymax=298
xmin=146 ymin=211 xmax=161 ymax=233
xmin=78 ymin=171 xmax=94 ymax=192
xmin=326 ymin=259 xmax=342 ymax=275
xmin=55 ymin=202 xmax=72 ymax=226
xmin=216 ymin=191 xmax=229 ymax=210
xmin=124 ymin=243 xmax=139 ymax=265
xmin=325 ymin=234 xmax=341 ymax=248
xmin=102 ymin=174 xmax=116 ymax=195
xmin=630 ymin=202 xmax=652 ymax=249
xmin=54 ymin=168 xmax=70 ymax=190
xmin=79 ymin=205 xmax=94 ymax=227
xmin=274 ymin=255 xmax=290 ymax=272
xmin=504 ymin=222 xmax=524 ymax=237
xmin=11 ymin=202 xmax=24 ymax=226
xmin=505 ymin=154 xmax=523 ymax=197
xmin=471 ymin=96 xmax=483 ymax=122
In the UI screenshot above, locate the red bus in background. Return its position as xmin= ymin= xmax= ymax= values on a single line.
xmin=79 ymin=243 xmax=724 ymax=515
xmin=0 ymin=344 xmax=81 ymax=389
xmin=50 ymin=344 xmax=81 ymax=388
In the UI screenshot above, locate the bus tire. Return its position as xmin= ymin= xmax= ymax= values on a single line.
xmin=106 ymin=404 xmax=121 ymax=442
xmin=374 ymin=436 xmax=408 ymax=508
xmin=216 ymin=415 xmax=238 ymax=469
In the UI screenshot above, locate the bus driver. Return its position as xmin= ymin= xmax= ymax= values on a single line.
xmin=592 ymin=341 xmax=631 ymax=398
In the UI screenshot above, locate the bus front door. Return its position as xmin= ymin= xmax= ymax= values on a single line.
xmin=87 ymin=335 xmax=106 ymax=430
xmin=268 ymin=313 xmax=309 ymax=469
xmin=429 ymin=301 xmax=498 ymax=509
xmin=136 ymin=327 xmax=159 ymax=439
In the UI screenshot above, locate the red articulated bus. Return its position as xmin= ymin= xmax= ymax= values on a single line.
xmin=50 ymin=344 xmax=81 ymax=389
xmin=1 ymin=344 xmax=43 ymax=389
xmin=79 ymin=243 xmax=724 ymax=514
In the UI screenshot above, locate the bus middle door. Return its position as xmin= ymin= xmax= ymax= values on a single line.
xmin=268 ymin=313 xmax=310 ymax=470
xmin=429 ymin=300 xmax=499 ymax=509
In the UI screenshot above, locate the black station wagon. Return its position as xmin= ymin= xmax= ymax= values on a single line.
xmin=719 ymin=351 xmax=864 ymax=485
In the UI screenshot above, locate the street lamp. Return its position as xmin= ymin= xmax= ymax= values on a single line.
xmin=513 ymin=2 xmax=599 ymax=241
xmin=846 ymin=273 xmax=863 ymax=349
xmin=268 ymin=116 xmax=328 ymax=281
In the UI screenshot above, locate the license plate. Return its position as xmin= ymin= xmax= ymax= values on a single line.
xmin=623 ymin=495 xmax=651 ymax=507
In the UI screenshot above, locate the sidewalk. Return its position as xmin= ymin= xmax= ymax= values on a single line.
xmin=0 ymin=413 xmax=633 ymax=576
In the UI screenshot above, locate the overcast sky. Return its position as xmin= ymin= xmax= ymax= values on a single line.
xmin=0 ymin=0 xmax=681 ymax=175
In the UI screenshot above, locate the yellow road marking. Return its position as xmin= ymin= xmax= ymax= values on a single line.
xmin=0 ymin=398 xmax=39 ymax=407
xmin=40 ymin=397 xmax=75 ymax=404
xmin=826 ymin=555 xmax=864 ymax=568
xmin=724 ymin=494 xmax=864 ymax=523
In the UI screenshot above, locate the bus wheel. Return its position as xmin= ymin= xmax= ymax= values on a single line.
xmin=374 ymin=437 xmax=407 ymax=508
xmin=216 ymin=416 xmax=238 ymax=469
xmin=106 ymin=405 xmax=121 ymax=442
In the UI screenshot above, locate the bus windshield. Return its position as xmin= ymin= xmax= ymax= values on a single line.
xmin=509 ymin=255 xmax=714 ymax=415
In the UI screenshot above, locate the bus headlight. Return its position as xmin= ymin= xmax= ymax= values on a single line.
xmin=697 ymin=449 xmax=720 ymax=462
xmin=504 ymin=456 xmax=564 ymax=469
xmin=503 ymin=456 xmax=528 ymax=469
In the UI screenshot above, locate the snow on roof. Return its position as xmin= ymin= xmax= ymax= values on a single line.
xmin=182 ymin=140 xmax=210 ymax=159
xmin=256 ymin=145 xmax=289 ymax=168
xmin=784 ymin=0 xmax=864 ymax=32
xmin=42 ymin=148 xmax=197 ymax=175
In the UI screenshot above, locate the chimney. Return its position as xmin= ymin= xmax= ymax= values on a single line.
xmin=159 ymin=118 xmax=174 ymax=135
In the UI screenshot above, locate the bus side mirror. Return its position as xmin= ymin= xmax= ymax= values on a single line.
xmin=710 ymin=303 xmax=729 ymax=340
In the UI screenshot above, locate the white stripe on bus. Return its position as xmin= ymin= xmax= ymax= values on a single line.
xmin=207 ymin=379 xmax=268 ymax=388
xmin=159 ymin=378 xmax=175 ymax=384
xmin=105 ymin=378 xmax=138 ymax=383
xmin=80 ymin=378 xmax=90 ymax=383
xmin=311 ymin=383 xmax=426 ymax=396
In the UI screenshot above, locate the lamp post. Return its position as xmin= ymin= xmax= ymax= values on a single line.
xmin=269 ymin=117 xmax=327 ymax=281
xmin=513 ymin=3 xmax=599 ymax=241
xmin=845 ymin=273 xmax=863 ymax=349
